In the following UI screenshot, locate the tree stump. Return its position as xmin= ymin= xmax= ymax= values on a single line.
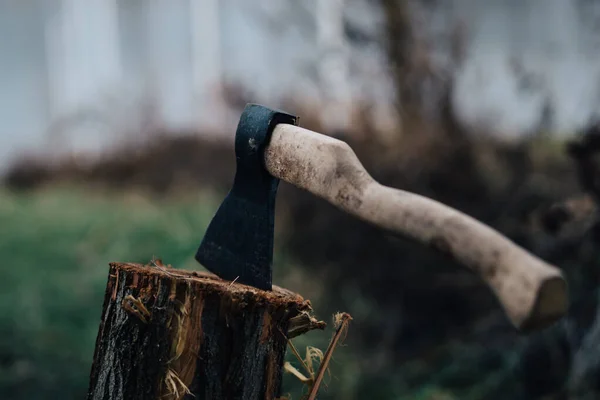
xmin=87 ymin=261 xmax=319 ymax=400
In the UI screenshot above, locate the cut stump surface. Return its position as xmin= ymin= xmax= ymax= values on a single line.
xmin=87 ymin=262 xmax=315 ymax=400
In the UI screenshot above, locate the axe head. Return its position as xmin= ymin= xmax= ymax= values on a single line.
xmin=195 ymin=104 xmax=298 ymax=291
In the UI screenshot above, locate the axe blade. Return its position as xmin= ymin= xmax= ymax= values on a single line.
xmin=195 ymin=104 xmax=298 ymax=291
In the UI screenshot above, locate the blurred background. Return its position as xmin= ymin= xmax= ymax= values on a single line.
xmin=3 ymin=0 xmax=600 ymax=399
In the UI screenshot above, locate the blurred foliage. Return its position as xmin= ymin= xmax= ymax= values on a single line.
xmin=4 ymin=1 xmax=600 ymax=398
xmin=0 ymin=186 xmax=423 ymax=399
xmin=0 ymin=187 xmax=219 ymax=399
xmin=2 ymin=25 xmax=600 ymax=394
xmin=2 ymin=125 xmax=598 ymax=399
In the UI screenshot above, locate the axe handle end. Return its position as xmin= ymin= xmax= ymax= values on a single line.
xmin=265 ymin=124 xmax=568 ymax=331
xmin=520 ymin=273 xmax=567 ymax=332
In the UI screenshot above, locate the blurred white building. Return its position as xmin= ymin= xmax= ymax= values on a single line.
xmin=0 ymin=0 xmax=394 ymax=171
xmin=3 ymin=0 xmax=600 ymax=172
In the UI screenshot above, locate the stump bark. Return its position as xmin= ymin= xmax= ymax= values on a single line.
xmin=87 ymin=261 xmax=316 ymax=400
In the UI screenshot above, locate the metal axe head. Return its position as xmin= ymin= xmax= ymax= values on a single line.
xmin=195 ymin=104 xmax=298 ymax=290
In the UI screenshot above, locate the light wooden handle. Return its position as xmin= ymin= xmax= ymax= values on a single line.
xmin=264 ymin=124 xmax=568 ymax=332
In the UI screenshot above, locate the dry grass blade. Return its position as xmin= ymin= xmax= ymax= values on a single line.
xmin=164 ymin=368 xmax=193 ymax=399
xmin=286 ymin=337 xmax=313 ymax=381
xmin=305 ymin=346 xmax=324 ymax=377
xmin=284 ymin=362 xmax=312 ymax=384
xmin=306 ymin=312 xmax=353 ymax=400
xmin=122 ymin=294 xmax=151 ymax=323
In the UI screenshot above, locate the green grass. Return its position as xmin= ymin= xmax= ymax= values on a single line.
xmin=0 ymin=186 xmax=511 ymax=399
xmin=0 ymin=186 xmax=370 ymax=399
xmin=0 ymin=187 xmax=220 ymax=399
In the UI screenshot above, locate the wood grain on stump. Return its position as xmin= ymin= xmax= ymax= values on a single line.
xmin=87 ymin=261 xmax=315 ymax=400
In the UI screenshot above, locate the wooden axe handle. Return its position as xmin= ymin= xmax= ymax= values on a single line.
xmin=264 ymin=124 xmax=568 ymax=332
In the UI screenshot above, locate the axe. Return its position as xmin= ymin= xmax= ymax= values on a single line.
xmin=196 ymin=103 xmax=568 ymax=332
